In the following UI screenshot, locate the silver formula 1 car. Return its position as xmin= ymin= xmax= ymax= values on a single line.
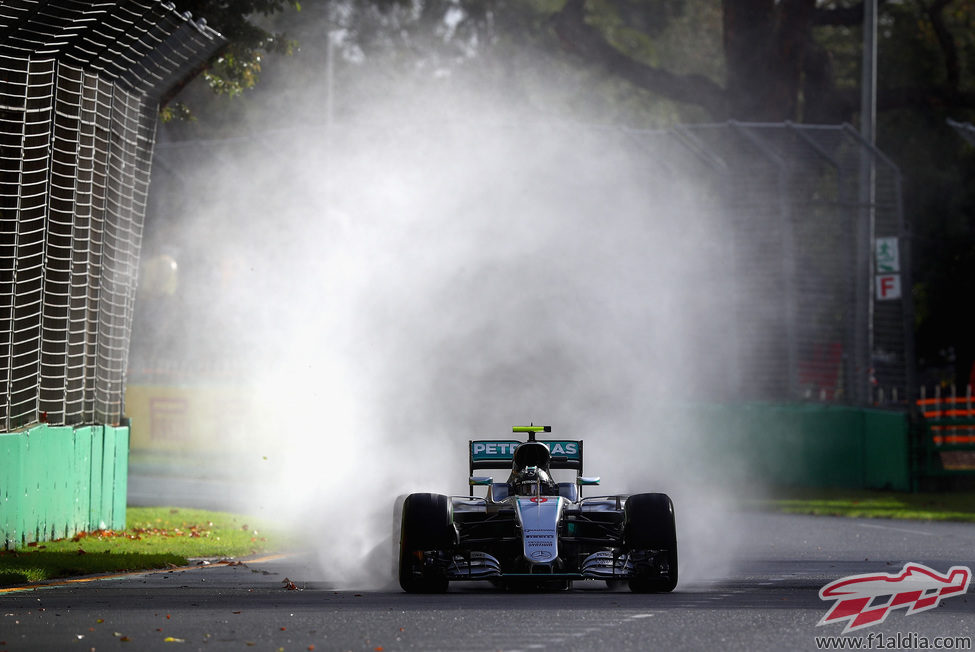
xmin=397 ymin=425 xmax=678 ymax=593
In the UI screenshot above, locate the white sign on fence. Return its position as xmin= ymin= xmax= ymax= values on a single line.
xmin=876 ymin=274 xmax=902 ymax=301
xmin=875 ymin=237 xmax=900 ymax=273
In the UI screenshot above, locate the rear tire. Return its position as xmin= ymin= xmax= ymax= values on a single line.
xmin=623 ymin=493 xmax=678 ymax=593
xmin=398 ymin=493 xmax=453 ymax=593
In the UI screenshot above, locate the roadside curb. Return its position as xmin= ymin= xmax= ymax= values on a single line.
xmin=0 ymin=552 xmax=291 ymax=595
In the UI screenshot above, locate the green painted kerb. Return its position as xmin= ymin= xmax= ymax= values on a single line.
xmin=0 ymin=424 xmax=129 ymax=549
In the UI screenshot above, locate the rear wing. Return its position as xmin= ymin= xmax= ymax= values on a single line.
xmin=469 ymin=431 xmax=584 ymax=476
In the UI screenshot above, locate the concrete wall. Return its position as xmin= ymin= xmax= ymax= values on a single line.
xmin=0 ymin=424 xmax=128 ymax=548
xmin=680 ymin=403 xmax=910 ymax=491
xmin=125 ymin=383 xmax=911 ymax=491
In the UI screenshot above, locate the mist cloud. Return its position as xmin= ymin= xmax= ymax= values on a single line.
xmin=141 ymin=69 xmax=756 ymax=587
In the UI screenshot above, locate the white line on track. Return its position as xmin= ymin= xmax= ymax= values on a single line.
xmin=853 ymin=521 xmax=936 ymax=536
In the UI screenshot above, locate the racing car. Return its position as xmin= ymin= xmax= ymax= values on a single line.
xmin=397 ymin=425 xmax=677 ymax=593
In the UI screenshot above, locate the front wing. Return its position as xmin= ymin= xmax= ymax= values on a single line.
xmin=443 ymin=495 xmax=652 ymax=581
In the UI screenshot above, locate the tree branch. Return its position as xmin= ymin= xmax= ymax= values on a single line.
xmin=925 ymin=0 xmax=961 ymax=90
xmin=881 ymin=85 xmax=975 ymax=110
xmin=813 ymin=0 xmax=889 ymax=27
xmin=551 ymin=0 xmax=729 ymax=119
xmin=834 ymin=84 xmax=975 ymax=112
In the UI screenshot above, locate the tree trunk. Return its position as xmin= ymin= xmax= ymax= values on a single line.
xmin=555 ymin=0 xmax=850 ymax=122
xmin=723 ymin=0 xmax=821 ymax=121
xmin=723 ymin=0 xmax=777 ymax=119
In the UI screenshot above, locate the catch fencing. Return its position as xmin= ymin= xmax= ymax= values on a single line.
xmin=142 ymin=121 xmax=913 ymax=409
xmin=948 ymin=119 xmax=975 ymax=146
xmin=655 ymin=123 xmax=912 ymax=407
xmin=0 ymin=1 xmax=223 ymax=431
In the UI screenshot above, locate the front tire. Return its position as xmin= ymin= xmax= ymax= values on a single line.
xmin=623 ymin=493 xmax=678 ymax=593
xmin=398 ymin=493 xmax=453 ymax=593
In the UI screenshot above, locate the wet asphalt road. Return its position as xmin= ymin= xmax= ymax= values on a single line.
xmin=2 ymin=512 xmax=974 ymax=651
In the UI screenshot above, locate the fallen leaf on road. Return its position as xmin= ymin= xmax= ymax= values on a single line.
xmin=163 ymin=637 xmax=185 ymax=643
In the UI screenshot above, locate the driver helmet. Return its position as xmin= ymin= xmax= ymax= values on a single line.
xmin=513 ymin=465 xmax=556 ymax=496
xmin=509 ymin=441 xmax=558 ymax=496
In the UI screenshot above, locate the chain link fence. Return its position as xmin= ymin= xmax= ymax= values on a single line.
xmin=0 ymin=1 xmax=223 ymax=430
xmin=948 ymin=119 xmax=975 ymax=146
xmin=142 ymin=121 xmax=913 ymax=409
xmin=667 ymin=123 xmax=913 ymax=406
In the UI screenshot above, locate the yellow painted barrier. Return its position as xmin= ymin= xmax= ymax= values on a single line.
xmin=125 ymin=384 xmax=262 ymax=454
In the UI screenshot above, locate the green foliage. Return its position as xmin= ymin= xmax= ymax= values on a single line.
xmin=0 ymin=552 xmax=185 ymax=586
xmin=167 ymin=0 xmax=301 ymax=109
xmin=165 ymin=0 xmax=704 ymax=133
xmin=880 ymin=3 xmax=949 ymax=89
xmin=159 ymin=101 xmax=194 ymax=123
xmin=761 ymin=488 xmax=975 ymax=522
xmin=0 ymin=508 xmax=282 ymax=587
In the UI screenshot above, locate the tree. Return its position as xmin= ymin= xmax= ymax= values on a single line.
xmin=159 ymin=0 xmax=975 ymax=389
xmin=165 ymin=0 xmax=975 ymax=125
xmin=161 ymin=0 xmax=301 ymax=118
xmin=550 ymin=0 xmax=975 ymax=123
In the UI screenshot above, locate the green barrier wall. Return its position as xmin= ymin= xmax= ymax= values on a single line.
xmin=0 ymin=424 xmax=128 ymax=549
xmin=672 ymin=403 xmax=911 ymax=490
xmin=124 ymin=381 xmax=913 ymax=492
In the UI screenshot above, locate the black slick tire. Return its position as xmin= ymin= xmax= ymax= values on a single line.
xmin=398 ymin=493 xmax=453 ymax=593
xmin=623 ymin=492 xmax=678 ymax=593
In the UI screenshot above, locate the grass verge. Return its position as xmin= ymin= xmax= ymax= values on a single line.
xmin=0 ymin=507 xmax=280 ymax=587
xmin=758 ymin=488 xmax=975 ymax=522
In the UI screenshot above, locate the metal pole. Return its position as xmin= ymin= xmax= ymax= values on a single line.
xmin=324 ymin=3 xmax=335 ymax=218
xmin=856 ymin=0 xmax=878 ymax=405
xmin=860 ymin=0 xmax=877 ymax=148
xmin=325 ymin=23 xmax=334 ymax=133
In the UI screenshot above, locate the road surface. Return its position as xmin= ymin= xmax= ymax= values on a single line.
xmin=2 ymin=512 xmax=974 ymax=651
